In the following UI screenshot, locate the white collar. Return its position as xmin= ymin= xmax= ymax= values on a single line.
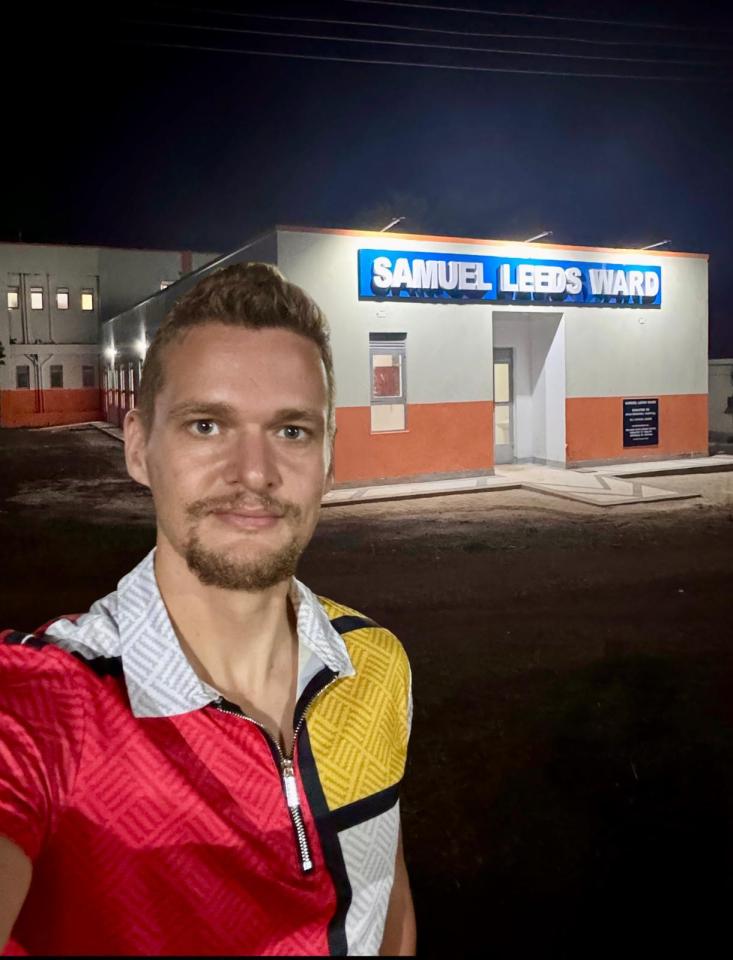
xmin=47 ymin=548 xmax=355 ymax=719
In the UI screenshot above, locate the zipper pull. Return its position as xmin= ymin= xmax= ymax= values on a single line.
xmin=281 ymin=758 xmax=314 ymax=873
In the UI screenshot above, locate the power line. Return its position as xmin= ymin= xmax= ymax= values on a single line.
xmin=340 ymin=0 xmax=733 ymax=35
xmin=123 ymin=18 xmax=726 ymax=69
xmin=120 ymin=37 xmax=733 ymax=82
xmin=152 ymin=5 xmax=733 ymax=54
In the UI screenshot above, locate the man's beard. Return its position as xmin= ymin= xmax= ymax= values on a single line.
xmin=182 ymin=493 xmax=305 ymax=591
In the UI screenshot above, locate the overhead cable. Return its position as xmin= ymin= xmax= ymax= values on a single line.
xmin=122 ymin=18 xmax=724 ymax=68
xmin=169 ymin=6 xmax=733 ymax=54
xmin=339 ymin=0 xmax=733 ymax=35
xmin=119 ymin=37 xmax=733 ymax=82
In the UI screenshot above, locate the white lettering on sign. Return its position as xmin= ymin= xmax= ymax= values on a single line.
xmin=565 ymin=267 xmax=582 ymax=295
xmin=411 ymin=259 xmax=439 ymax=289
xmin=588 ymin=268 xmax=660 ymax=298
xmin=368 ymin=253 xmax=660 ymax=302
xmin=372 ymin=257 xmax=493 ymax=292
xmin=372 ymin=256 xmax=393 ymax=291
xmin=499 ymin=263 xmax=584 ymax=295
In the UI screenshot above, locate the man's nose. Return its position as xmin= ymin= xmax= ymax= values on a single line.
xmin=223 ymin=430 xmax=281 ymax=491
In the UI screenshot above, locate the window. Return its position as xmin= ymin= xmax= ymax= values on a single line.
xmin=50 ymin=364 xmax=63 ymax=388
xmin=81 ymin=289 xmax=94 ymax=311
xmin=369 ymin=333 xmax=407 ymax=432
xmin=82 ymin=365 xmax=95 ymax=387
xmin=7 ymin=288 xmax=19 ymax=309
xmin=56 ymin=288 xmax=69 ymax=310
xmin=30 ymin=287 xmax=44 ymax=310
xmin=16 ymin=365 xmax=30 ymax=389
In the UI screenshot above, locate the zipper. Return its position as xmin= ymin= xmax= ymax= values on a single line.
xmin=214 ymin=675 xmax=338 ymax=875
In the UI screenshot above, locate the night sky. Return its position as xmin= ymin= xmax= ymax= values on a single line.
xmin=6 ymin=0 xmax=733 ymax=354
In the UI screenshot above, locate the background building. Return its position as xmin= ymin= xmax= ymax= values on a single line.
xmin=1 ymin=242 xmax=218 ymax=427
xmin=709 ymin=359 xmax=733 ymax=443
xmin=103 ymin=226 xmax=709 ymax=485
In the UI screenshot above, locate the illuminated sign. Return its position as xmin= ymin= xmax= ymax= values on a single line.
xmin=357 ymin=249 xmax=662 ymax=307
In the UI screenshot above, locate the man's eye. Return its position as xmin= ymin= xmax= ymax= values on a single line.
xmin=189 ymin=420 xmax=220 ymax=437
xmin=279 ymin=425 xmax=308 ymax=440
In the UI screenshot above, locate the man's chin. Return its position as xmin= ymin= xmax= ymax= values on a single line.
xmin=183 ymin=537 xmax=302 ymax=591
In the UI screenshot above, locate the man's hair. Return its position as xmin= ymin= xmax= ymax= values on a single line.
xmin=137 ymin=262 xmax=335 ymax=437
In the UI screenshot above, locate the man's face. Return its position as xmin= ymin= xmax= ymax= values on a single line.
xmin=126 ymin=322 xmax=332 ymax=591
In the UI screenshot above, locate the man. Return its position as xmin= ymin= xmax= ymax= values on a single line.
xmin=0 ymin=263 xmax=415 ymax=955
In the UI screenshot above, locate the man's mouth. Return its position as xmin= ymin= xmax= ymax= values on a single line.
xmin=210 ymin=508 xmax=283 ymax=530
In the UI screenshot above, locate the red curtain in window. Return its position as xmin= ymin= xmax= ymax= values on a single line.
xmin=373 ymin=365 xmax=400 ymax=398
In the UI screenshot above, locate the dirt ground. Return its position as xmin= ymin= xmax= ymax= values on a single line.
xmin=1 ymin=425 xmax=731 ymax=957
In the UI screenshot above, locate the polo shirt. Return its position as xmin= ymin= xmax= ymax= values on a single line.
xmin=0 ymin=549 xmax=412 ymax=956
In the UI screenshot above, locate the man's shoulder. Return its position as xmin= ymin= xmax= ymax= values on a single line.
xmin=0 ymin=617 xmax=124 ymax=692
xmin=317 ymin=595 xmax=410 ymax=669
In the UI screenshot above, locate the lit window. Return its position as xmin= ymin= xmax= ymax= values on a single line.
xmin=30 ymin=288 xmax=44 ymax=310
xmin=50 ymin=364 xmax=63 ymax=388
xmin=81 ymin=290 xmax=94 ymax=311
xmin=82 ymin=365 xmax=95 ymax=387
xmin=16 ymin=365 xmax=30 ymax=389
xmin=7 ymin=288 xmax=19 ymax=309
xmin=56 ymin=288 xmax=69 ymax=310
xmin=160 ymin=280 xmax=173 ymax=290
xmin=369 ymin=333 xmax=407 ymax=432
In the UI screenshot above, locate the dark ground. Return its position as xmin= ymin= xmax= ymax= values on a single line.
xmin=1 ymin=426 xmax=731 ymax=958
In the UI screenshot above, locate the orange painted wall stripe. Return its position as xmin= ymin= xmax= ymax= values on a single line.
xmin=566 ymin=394 xmax=708 ymax=464
xmin=0 ymin=389 xmax=102 ymax=428
xmin=333 ymin=401 xmax=493 ymax=484
xmin=277 ymin=225 xmax=708 ymax=260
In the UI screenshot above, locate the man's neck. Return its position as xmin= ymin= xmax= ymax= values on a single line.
xmin=152 ymin=540 xmax=299 ymax=749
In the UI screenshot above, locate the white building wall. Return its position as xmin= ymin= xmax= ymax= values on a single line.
xmin=276 ymin=229 xmax=494 ymax=409
xmin=493 ymin=313 xmax=566 ymax=464
xmin=276 ymin=229 xmax=707 ymax=412
xmin=5 ymin=344 xmax=100 ymax=388
xmin=563 ymin=255 xmax=708 ymax=398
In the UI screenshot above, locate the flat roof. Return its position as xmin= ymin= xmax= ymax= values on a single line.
xmin=276 ymin=224 xmax=708 ymax=261
xmin=0 ymin=239 xmax=216 ymax=255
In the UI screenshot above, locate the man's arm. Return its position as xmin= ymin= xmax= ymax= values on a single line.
xmin=0 ymin=835 xmax=32 ymax=950
xmin=380 ymin=826 xmax=416 ymax=956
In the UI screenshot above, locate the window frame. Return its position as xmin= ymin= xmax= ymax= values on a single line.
xmin=81 ymin=289 xmax=95 ymax=311
xmin=7 ymin=287 xmax=19 ymax=310
xmin=82 ymin=365 xmax=95 ymax=388
xmin=15 ymin=365 xmax=30 ymax=389
xmin=369 ymin=333 xmax=407 ymax=407
xmin=49 ymin=364 xmax=64 ymax=389
xmin=29 ymin=287 xmax=44 ymax=310
xmin=56 ymin=288 xmax=70 ymax=310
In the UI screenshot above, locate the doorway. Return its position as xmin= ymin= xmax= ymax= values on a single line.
xmin=493 ymin=348 xmax=514 ymax=464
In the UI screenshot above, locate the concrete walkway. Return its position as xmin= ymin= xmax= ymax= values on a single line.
xmin=83 ymin=420 xmax=728 ymax=509
xmin=492 ymin=464 xmax=697 ymax=507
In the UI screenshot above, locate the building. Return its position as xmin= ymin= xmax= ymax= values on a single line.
xmin=1 ymin=242 xmax=218 ymax=427
xmin=709 ymin=359 xmax=733 ymax=442
xmin=102 ymin=226 xmax=709 ymax=484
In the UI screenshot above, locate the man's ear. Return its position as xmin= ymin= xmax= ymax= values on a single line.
xmin=123 ymin=409 xmax=151 ymax=489
xmin=323 ymin=432 xmax=336 ymax=495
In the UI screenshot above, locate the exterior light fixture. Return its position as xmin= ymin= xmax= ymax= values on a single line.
xmin=641 ymin=240 xmax=671 ymax=250
xmin=524 ymin=230 xmax=553 ymax=243
xmin=136 ymin=337 xmax=148 ymax=358
xmin=104 ymin=345 xmax=117 ymax=361
xmin=380 ymin=216 xmax=406 ymax=233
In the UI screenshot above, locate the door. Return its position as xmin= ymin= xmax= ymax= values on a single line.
xmin=493 ymin=348 xmax=514 ymax=464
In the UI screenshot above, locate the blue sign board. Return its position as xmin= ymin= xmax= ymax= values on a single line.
xmin=357 ymin=249 xmax=662 ymax=307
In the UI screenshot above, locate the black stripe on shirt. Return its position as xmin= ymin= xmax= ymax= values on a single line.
xmin=297 ymin=723 xmax=351 ymax=957
xmin=326 ymin=782 xmax=401 ymax=834
xmin=329 ymin=614 xmax=377 ymax=635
